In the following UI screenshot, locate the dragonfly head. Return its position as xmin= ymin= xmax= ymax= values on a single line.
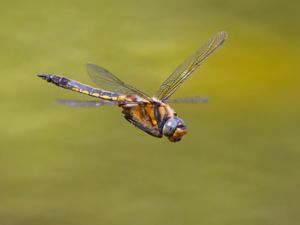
xmin=163 ymin=117 xmax=187 ymax=142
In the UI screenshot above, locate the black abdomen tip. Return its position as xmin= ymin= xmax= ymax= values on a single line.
xmin=37 ymin=74 xmax=53 ymax=82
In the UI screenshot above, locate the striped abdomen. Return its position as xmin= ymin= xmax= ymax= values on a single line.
xmin=38 ymin=74 xmax=120 ymax=101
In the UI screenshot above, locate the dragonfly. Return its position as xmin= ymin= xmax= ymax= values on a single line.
xmin=38 ymin=31 xmax=228 ymax=142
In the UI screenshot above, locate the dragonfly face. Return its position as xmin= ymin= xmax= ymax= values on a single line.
xmin=163 ymin=117 xmax=187 ymax=142
xmin=38 ymin=31 xmax=227 ymax=142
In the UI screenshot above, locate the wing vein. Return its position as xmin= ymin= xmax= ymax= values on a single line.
xmin=87 ymin=63 xmax=152 ymax=101
xmin=155 ymin=31 xmax=228 ymax=100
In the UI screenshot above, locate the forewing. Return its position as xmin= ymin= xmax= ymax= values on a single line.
xmin=155 ymin=31 xmax=228 ymax=100
xmin=166 ymin=96 xmax=209 ymax=104
xmin=55 ymin=99 xmax=117 ymax=107
xmin=87 ymin=63 xmax=152 ymax=101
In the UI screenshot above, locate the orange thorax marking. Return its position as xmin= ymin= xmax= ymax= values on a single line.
xmin=144 ymin=103 xmax=157 ymax=126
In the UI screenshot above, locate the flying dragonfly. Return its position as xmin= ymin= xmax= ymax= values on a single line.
xmin=38 ymin=31 xmax=228 ymax=142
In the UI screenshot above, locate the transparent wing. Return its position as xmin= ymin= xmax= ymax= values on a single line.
xmin=87 ymin=63 xmax=152 ymax=101
xmin=155 ymin=31 xmax=228 ymax=100
xmin=55 ymin=99 xmax=117 ymax=107
xmin=166 ymin=96 xmax=209 ymax=104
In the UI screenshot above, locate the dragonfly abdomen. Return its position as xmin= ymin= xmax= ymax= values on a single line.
xmin=38 ymin=74 xmax=120 ymax=101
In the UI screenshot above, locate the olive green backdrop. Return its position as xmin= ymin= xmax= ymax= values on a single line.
xmin=0 ymin=0 xmax=299 ymax=224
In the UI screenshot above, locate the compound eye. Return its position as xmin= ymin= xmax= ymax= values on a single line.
xmin=163 ymin=119 xmax=178 ymax=137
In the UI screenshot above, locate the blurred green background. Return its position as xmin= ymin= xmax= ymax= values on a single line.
xmin=0 ymin=0 xmax=299 ymax=224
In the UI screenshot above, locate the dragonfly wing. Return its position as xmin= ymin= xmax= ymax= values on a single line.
xmin=155 ymin=31 xmax=228 ymax=100
xmin=166 ymin=96 xmax=209 ymax=104
xmin=87 ymin=63 xmax=152 ymax=101
xmin=55 ymin=99 xmax=117 ymax=107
